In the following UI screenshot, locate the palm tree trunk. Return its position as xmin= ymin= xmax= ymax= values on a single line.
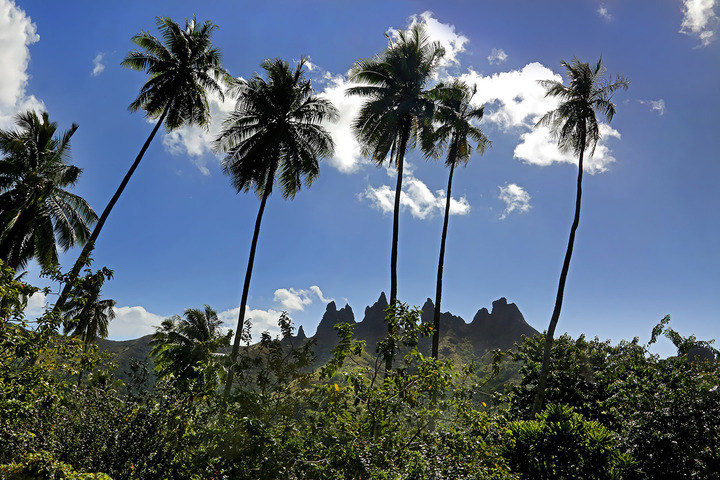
xmin=54 ymin=105 xmax=170 ymax=314
xmin=223 ymin=168 xmax=274 ymax=399
xmin=432 ymin=158 xmax=456 ymax=360
xmin=531 ymin=133 xmax=586 ymax=416
xmin=386 ymin=121 xmax=410 ymax=374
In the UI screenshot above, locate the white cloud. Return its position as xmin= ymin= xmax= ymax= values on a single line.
xmin=109 ymin=305 xmax=165 ymax=339
xmin=498 ymin=183 xmax=531 ymax=220
xmin=363 ymin=173 xmax=470 ymax=220
xmin=309 ymin=285 xmax=333 ymax=303
xmin=597 ymin=5 xmax=613 ymax=21
xmin=460 ymin=63 xmax=622 ymax=174
xmin=273 ymin=285 xmax=334 ymax=311
xmin=218 ymin=306 xmax=284 ymax=340
xmin=161 ymin=81 xmax=238 ymax=175
xmin=639 ymin=98 xmax=666 ymax=115
xmin=680 ymin=0 xmax=718 ymax=47
xmin=91 ymin=52 xmax=106 ymax=76
xmin=459 ymin=62 xmax=562 ymax=129
xmin=487 ymin=48 xmax=508 ymax=65
xmin=514 ymin=123 xmax=621 ymax=174
xmin=24 ymin=291 xmax=46 ymax=316
xmin=389 ymin=11 xmax=469 ymax=68
xmin=317 ymin=73 xmax=367 ymax=173
xmin=0 ymin=0 xmax=44 ymax=128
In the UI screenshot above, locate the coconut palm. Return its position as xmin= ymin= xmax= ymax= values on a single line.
xmin=215 ymin=57 xmax=336 ymax=397
xmin=531 ymin=58 xmax=628 ymax=415
xmin=347 ymin=24 xmax=444 ymax=371
xmin=150 ymin=305 xmax=231 ymax=382
xmin=62 ymin=282 xmax=115 ymax=345
xmin=424 ymin=80 xmax=489 ymax=360
xmin=0 ymin=111 xmax=96 ymax=271
xmin=54 ymin=16 xmax=228 ymax=312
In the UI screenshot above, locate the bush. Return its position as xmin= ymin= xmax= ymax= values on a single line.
xmin=0 ymin=451 xmax=112 ymax=479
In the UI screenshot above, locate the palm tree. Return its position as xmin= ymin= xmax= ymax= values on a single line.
xmin=215 ymin=57 xmax=336 ymax=397
xmin=424 ymin=80 xmax=489 ymax=360
xmin=347 ymin=24 xmax=444 ymax=372
xmin=54 ymin=16 xmax=228 ymax=312
xmin=62 ymin=282 xmax=116 ymax=345
xmin=150 ymin=305 xmax=231 ymax=382
xmin=531 ymin=58 xmax=628 ymax=415
xmin=0 ymin=111 xmax=97 ymax=271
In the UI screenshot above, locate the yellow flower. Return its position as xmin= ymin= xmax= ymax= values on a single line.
xmin=334 ymin=383 xmax=340 ymax=392
xmin=482 ymin=402 xmax=486 ymax=407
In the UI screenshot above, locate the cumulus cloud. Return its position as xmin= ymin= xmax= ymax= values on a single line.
xmin=274 ymin=285 xmax=334 ymax=311
xmin=109 ymin=305 xmax=165 ymax=339
xmin=161 ymin=80 xmax=238 ymax=175
xmin=363 ymin=173 xmax=470 ymax=220
xmin=91 ymin=52 xmax=106 ymax=76
xmin=0 ymin=0 xmax=44 ymax=128
xmin=597 ymin=5 xmax=613 ymax=21
xmin=460 ymin=63 xmax=622 ymax=174
xmin=389 ymin=11 xmax=469 ymax=68
xmin=218 ymin=306 xmax=284 ymax=340
xmin=316 ymin=73 xmax=367 ymax=173
xmin=498 ymin=183 xmax=531 ymax=220
xmin=680 ymin=0 xmax=718 ymax=46
xmin=514 ymin=123 xmax=621 ymax=174
xmin=487 ymin=48 xmax=508 ymax=64
xmin=639 ymin=98 xmax=666 ymax=115
xmin=24 ymin=291 xmax=46 ymax=317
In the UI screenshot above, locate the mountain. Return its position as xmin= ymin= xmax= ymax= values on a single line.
xmin=298 ymin=293 xmax=538 ymax=364
xmin=97 ymin=294 xmax=538 ymax=377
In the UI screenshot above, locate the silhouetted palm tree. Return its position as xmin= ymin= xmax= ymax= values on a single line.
xmin=63 ymin=283 xmax=116 ymax=345
xmin=347 ymin=24 xmax=444 ymax=372
xmin=215 ymin=57 xmax=336 ymax=397
xmin=0 ymin=111 xmax=96 ymax=271
xmin=531 ymin=58 xmax=628 ymax=415
xmin=55 ymin=16 xmax=228 ymax=312
xmin=150 ymin=305 xmax=230 ymax=382
xmin=424 ymin=80 xmax=489 ymax=360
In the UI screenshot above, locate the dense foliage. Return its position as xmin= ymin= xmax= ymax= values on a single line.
xmin=2 ymin=266 xmax=719 ymax=479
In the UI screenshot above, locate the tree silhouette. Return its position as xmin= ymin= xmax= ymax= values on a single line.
xmin=0 ymin=111 xmax=96 ymax=271
xmin=347 ymin=24 xmax=444 ymax=371
xmin=531 ymin=58 xmax=628 ymax=415
xmin=215 ymin=58 xmax=336 ymax=397
xmin=54 ymin=16 xmax=228 ymax=312
xmin=424 ymin=80 xmax=489 ymax=359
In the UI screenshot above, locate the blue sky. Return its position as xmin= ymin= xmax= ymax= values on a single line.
xmin=3 ymin=0 xmax=719 ymax=355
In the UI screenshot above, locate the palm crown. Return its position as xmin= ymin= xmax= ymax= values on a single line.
xmin=425 ymin=80 xmax=490 ymax=166
xmin=0 ymin=111 xmax=97 ymax=270
xmin=347 ymin=24 xmax=445 ymax=164
xmin=122 ymin=16 xmax=228 ymax=130
xmin=537 ymin=58 xmax=629 ymax=157
xmin=150 ymin=305 xmax=231 ymax=381
xmin=215 ymin=57 xmax=337 ymax=198
xmin=63 ymin=284 xmax=116 ymax=345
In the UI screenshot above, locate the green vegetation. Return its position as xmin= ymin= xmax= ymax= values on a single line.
xmin=4 ymin=12 xmax=716 ymax=480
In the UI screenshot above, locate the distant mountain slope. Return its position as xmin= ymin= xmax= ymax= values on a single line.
xmin=301 ymin=293 xmax=538 ymax=364
xmin=98 ymin=294 xmax=538 ymax=374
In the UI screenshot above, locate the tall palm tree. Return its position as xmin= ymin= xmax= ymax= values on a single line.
xmin=62 ymin=283 xmax=116 ymax=345
xmin=150 ymin=305 xmax=231 ymax=382
xmin=531 ymin=58 xmax=628 ymax=415
xmin=54 ymin=16 xmax=228 ymax=312
xmin=347 ymin=24 xmax=444 ymax=372
xmin=424 ymin=80 xmax=489 ymax=360
xmin=0 ymin=111 xmax=97 ymax=271
xmin=215 ymin=57 xmax=336 ymax=397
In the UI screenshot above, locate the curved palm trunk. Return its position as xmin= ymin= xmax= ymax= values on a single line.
xmin=386 ymin=121 xmax=410 ymax=374
xmin=531 ymin=134 xmax=586 ymax=416
xmin=54 ymin=106 xmax=170 ymax=313
xmin=432 ymin=157 xmax=456 ymax=360
xmin=223 ymin=169 xmax=274 ymax=398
